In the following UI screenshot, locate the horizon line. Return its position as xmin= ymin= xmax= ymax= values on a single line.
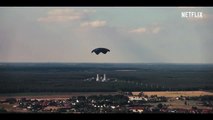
xmin=0 ymin=62 xmax=213 ymax=65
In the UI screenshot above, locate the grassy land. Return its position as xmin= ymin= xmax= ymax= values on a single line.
xmin=139 ymin=91 xmax=213 ymax=110
xmin=132 ymin=91 xmax=213 ymax=97
xmin=1 ymin=91 xmax=213 ymax=100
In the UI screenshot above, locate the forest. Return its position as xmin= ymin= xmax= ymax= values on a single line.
xmin=0 ymin=63 xmax=213 ymax=93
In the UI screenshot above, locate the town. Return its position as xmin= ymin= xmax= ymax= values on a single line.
xmin=1 ymin=91 xmax=213 ymax=113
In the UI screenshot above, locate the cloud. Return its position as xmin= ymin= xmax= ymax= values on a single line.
xmin=37 ymin=8 xmax=95 ymax=22
xmin=38 ymin=15 xmax=81 ymax=22
xmin=129 ymin=26 xmax=161 ymax=34
xmin=82 ymin=9 xmax=96 ymax=13
xmin=199 ymin=13 xmax=213 ymax=20
xmin=80 ymin=20 xmax=107 ymax=28
xmin=129 ymin=28 xmax=146 ymax=33
xmin=151 ymin=27 xmax=161 ymax=34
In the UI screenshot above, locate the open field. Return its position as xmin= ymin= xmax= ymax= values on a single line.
xmin=166 ymin=99 xmax=209 ymax=110
xmin=138 ymin=91 xmax=213 ymax=110
xmin=135 ymin=91 xmax=213 ymax=97
xmin=1 ymin=91 xmax=213 ymax=100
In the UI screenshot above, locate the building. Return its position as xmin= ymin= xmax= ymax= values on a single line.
xmin=96 ymin=74 xmax=107 ymax=82
xmin=102 ymin=74 xmax=106 ymax=82
xmin=96 ymin=74 xmax=99 ymax=81
xmin=129 ymin=107 xmax=144 ymax=113
xmin=128 ymin=96 xmax=144 ymax=101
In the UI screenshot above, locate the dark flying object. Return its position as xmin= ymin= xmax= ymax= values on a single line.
xmin=91 ymin=48 xmax=110 ymax=55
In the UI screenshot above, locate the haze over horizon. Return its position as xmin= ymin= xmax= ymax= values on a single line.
xmin=1 ymin=7 xmax=213 ymax=64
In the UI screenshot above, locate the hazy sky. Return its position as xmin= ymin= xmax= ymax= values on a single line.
xmin=0 ymin=7 xmax=213 ymax=63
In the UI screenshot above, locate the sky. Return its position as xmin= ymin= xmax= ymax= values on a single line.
xmin=0 ymin=7 xmax=213 ymax=63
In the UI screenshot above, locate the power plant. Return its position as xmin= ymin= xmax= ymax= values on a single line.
xmin=96 ymin=74 xmax=100 ymax=81
xmin=84 ymin=74 xmax=117 ymax=82
xmin=96 ymin=74 xmax=106 ymax=82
